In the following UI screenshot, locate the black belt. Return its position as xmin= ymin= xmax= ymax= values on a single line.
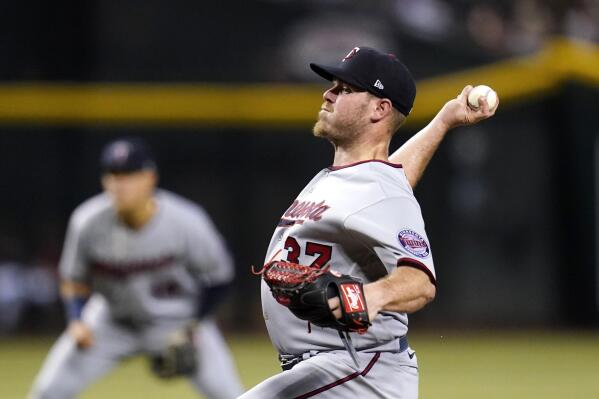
xmin=279 ymin=336 xmax=409 ymax=371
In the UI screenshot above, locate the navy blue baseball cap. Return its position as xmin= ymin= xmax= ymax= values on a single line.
xmin=310 ymin=47 xmax=417 ymax=116
xmin=100 ymin=137 xmax=156 ymax=174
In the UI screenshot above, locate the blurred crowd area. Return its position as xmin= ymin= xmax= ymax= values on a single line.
xmin=0 ymin=261 xmax=60 ymax=334
xmin=1 ymin=0 xmax=599 ymax=82
xmin=0 ymin=237 xmax=60 ymax=335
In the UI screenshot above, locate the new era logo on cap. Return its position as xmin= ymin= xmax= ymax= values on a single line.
xmin=374 ymin=80 xmax=384 ymax=90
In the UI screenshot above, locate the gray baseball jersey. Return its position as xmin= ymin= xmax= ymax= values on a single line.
xmin=262 ymin=160 xmax=435 ymax=355
xmin=60 ymin=189 xmax=233 ymax=322
xmin=29 ymin=189 xmax=243 ymax=399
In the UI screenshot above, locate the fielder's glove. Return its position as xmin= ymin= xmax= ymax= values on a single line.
xmin=150 ymin=324 xmax=198 ymax=379
xmin=253 ymin=259 xmax=371 ymax=333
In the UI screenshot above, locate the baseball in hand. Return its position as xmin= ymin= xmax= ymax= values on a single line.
xmin=467 ymin=85 xmax=498 ymax=111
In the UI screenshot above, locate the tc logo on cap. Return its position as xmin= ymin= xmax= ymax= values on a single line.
xmin=111 ymin=142 xmax=131 ymax=163
xmin=342 ymin=47 xmax=360 ymax=62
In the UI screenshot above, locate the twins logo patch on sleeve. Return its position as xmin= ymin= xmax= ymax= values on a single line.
xmin=340 ymin=283 xmax=366 ymax=313
xmin=398 ymin=229 xmax=430 ymax=258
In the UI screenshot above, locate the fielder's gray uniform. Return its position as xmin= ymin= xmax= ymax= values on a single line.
xmin=241 ymin=160 xmax=436 ymax=399
xmin=29 ymin=190 xmax=243 ymax=399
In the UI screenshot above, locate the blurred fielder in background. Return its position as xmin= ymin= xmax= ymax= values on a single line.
xmin=28 ymin=137 xmax=244 ymax=399
xmin=243 ymin=47 xmax=497 ymax=398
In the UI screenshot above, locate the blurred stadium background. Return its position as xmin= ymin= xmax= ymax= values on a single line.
xmin=1 ymin=0 xmax=599 ymax=398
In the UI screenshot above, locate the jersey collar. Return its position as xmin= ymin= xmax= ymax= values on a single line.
xmin=328 ymin=159 xmax=403 ymax=171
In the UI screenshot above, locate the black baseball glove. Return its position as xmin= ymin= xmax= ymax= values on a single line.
xmin=253 ymin=259 xmax=371 ymax=333
xmin=150 ymin=324 xmax=198 ymax=379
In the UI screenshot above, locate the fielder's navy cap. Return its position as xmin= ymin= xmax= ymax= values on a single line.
xmin=100 ymin=137 xmax=156 ymax=174
xmin=310 ymin=47 xmax=416 ymax=116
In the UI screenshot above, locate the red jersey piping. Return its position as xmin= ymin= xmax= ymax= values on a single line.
xmin=328 ymin=159 xmax=403 ymax=171
xmin=293 ymin=352 xmax=381 ymax=398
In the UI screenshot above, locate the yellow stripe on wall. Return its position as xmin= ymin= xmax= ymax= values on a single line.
xmin=0 ymin=84 xmax=325 ymax=127
xmin=0 ymin=38 xmax=598 ymax=128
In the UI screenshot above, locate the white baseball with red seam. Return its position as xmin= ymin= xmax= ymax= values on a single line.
xmin=467 ymin=85 xmax=498 ymax=110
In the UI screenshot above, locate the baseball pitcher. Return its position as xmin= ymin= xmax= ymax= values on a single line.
xmin=242 ymin=46 xmax=498 ymax=398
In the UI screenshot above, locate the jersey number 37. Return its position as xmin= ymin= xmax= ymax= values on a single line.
xmin=284 ymin=237 xmax=332 ymax=269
